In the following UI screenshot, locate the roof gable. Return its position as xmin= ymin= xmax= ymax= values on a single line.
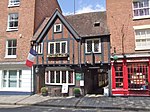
xmin=33 ymin=9 xmax=80 ymax=43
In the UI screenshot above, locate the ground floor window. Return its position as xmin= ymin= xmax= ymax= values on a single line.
xmin=128 ymin=63 xmax=148 ymax=90
xmin=2 ymin=70 xmax=22 ymax=88
xmin=45 ymin=70 xmax=75 ymax=85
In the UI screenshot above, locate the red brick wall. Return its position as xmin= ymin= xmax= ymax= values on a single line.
xmin=0 ymin=0 xmax=61 ymax=63
xmin=106 ymin=0 xmax=150 ymax=55
xmin=34 ymin=0 xmax=61 ymax=32
xmin=0 ymin=0 xmax=35 ymax=62
xmin=106 ymin=0 xmax=135 ymax=54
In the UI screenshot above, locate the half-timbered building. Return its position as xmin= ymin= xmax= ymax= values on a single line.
xmin=32 ymin=10 xmax=111 ymax=96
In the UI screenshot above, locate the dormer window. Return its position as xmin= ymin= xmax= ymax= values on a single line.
xmin=54 ymin=24 xmax=62 ymax=33
xmin=8 ymin=0 xmax=20 ymax=7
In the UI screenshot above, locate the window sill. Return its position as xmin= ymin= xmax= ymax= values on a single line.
xmin=135 ymin=47 xmax=150 ymax=51
xmin=6 ymin=29 xmax=18 ymax=32
xmin=133 ymin=16 xmax=150 ymax=20
xmin=85 ymin=52 xmax=101 ymax=55
xmin=5 ymin=55 xmax=17 ymax=59
xmin=45 ymin=83 xmax=75 ymax=86
xmin=8 ymin=5 xmax=20 ymax=8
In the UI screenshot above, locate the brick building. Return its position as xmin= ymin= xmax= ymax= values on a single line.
xmin=32 ymin=10 xmax=111 ymax=96
xmin=106 ymin=0 xmax=150 ymax=96
xmin=0 ymin=0 xmax=61 ymax=95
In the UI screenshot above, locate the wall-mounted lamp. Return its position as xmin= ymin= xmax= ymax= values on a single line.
xmin=35 ymin=66 xmax=39 ymax=74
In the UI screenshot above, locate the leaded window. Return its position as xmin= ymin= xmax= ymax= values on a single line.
xmin=48 ymin=41 xmax=67 ymax=54
xmin=45 ymin=71 xmax=74 ymax=85
xmin=86 ymin=39 xmax=101 ymax=53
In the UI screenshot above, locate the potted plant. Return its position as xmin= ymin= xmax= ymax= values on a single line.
xmin=73 ymin=88 xmax=81 ymax=97
xmin=41 ymin=87 xmax=48 ymax=96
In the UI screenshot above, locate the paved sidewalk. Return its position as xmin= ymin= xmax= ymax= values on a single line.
xmin=0 ymin=94 xmax=150 ymax=111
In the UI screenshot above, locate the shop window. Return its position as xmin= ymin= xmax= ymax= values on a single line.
xmin=2 ymin=70 xmax=22 ymax=88
xmin=45 ymin=71 xmax=75 ymax=85
xmin=128 ymin=64 xmax=148 ymax=90
xmin=115 ymin=64 xmax=123 ymax=88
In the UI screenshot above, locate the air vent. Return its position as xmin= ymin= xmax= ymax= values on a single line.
xmin=94 ymin=22 xmax=100 ymax=27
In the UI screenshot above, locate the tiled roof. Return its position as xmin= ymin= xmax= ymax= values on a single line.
xmin=32 ymin=11 xmax=109 ymax=41
xmin=65 ymin=11 xmax=109 ymax=37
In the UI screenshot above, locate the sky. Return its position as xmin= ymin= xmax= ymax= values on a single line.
xmin=57 ymin=0 xmax=106 ymax=15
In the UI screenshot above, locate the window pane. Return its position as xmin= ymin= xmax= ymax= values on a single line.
xmin=62 ymin=42 xmax=66 ymax=53
xmin=45 ymin=72 xmax=49 ymax=83
xmin=50 ymin=43 xmax=54 ymax=54
xmin=50 ymin=71 xmax=54 ymax=83
xmin=3 ymin=70 xmax=7 ymax=87
xmin=56 ymin=71 xmax=60 ymax=83
xmin=56 ymin=25 xmax=60 ymax=32
xmin=68 ymin=71 xmax=73 ymax=83
xmin=62 ymin=71 xmax=66 ymax=83
xmin=56 ymin=43 xmax=60 ymax=53
xmin=8 ymin=13 xmax=18 ymax=29
xmin=3 ymin=80 xmax=7 ymax=87
xmin=9 ymin=70 xmax=17 ymax=87
xmin=19 ymin=70 xmax=22 ymax=87
xmin=87 ymin=40 xmax=92 ymax=52
xmin=12 ymin=48 xmax=16 ymax=55
xmin=8 ymin=48 xmax=12 ymax=55
xmin=94 ymin=40 xmax=99 ymax=52
xmin=133 ymin=2 xmax=138 ymax=8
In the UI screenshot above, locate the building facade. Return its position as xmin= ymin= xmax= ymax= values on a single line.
xmin=106 ymin=0 xmax=150 ymax=96
xmin=32 ymin=10 xmax=111 ymax=96
xmin=0 ymin=0 xmax=61 ymax=95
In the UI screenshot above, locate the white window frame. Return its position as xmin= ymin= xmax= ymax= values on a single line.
xmin=5 ymin=39 xmax=17 ymax=58
xmin=85 ymin=39 xmax=101 ymax=53
xmin=133 ymin=0 xmax=150 ymax=19
xmin=48 ymin=41 xmax=67 ymax=54
xmin=8 ymin=0 xmax=20 ymax=7
xmin=54 ymin=24 xmax=62 ymax=33
xmin=2 ymin=70 xmax=22 ymax=88
xmin=33 ymin=43 xmax=43 ymax=54
xmin=134 ymin=25 xmax=150 ymax=50
xmin=45 ymin=71 xmax=75 ymax=85
xmin=7 ymin=13 xmax=18 ymax=31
